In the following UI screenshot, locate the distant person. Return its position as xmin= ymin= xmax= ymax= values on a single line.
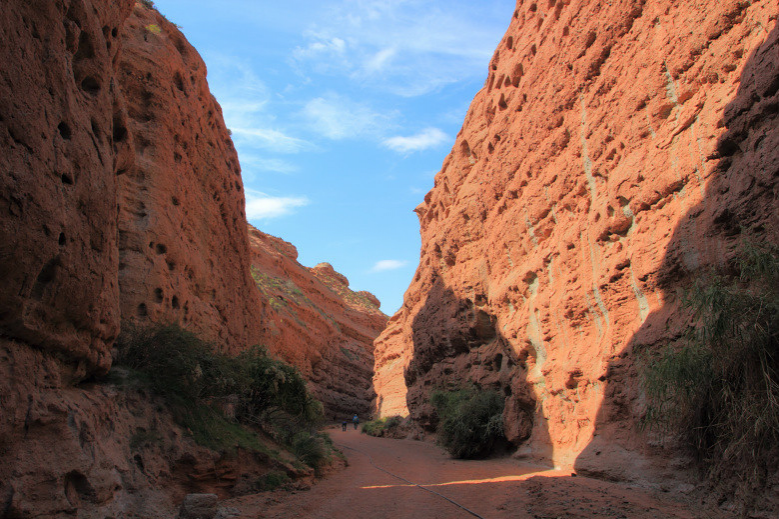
xmin=352 ymin=414 xmax=359 ymax=430
xmin=341 ymin=420 xmax=347 ymax=431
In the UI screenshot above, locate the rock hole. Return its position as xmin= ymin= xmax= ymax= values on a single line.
xmin=112 ymin=27 xmax=118 ymax=38
xmin=530 ymin=44 xmax=537 ymax=56
xmin=58 ymin=233 xmax=66 ymax=246
xmin=167 ymin=260 xmax=176 ymax=271
xmin=498 ymin=94 xmax=508 ymax=110
xmin=64 ymin=471 xmax=96 ymax=506
xmin=171 ymin=296 xmax=180 ymax=309
xmin=173 ymin=72 xmax=185 ymax=93
xmin=58 ymin=122 xmax=72 ymax=140
xmin=174 ymin=152 xmax=182 ymax=163
xmin=80 ymin=76 xmax=101 ymax=96
xmin=493 ymin=353 xmax=504 ymax=371
xmin=137 ymin=303 xmax=148 ymax=317
xmin=73 ymin=32 xmax=94 ymax=61
xmin=504 ymin=76 xmax=512 ymax=87
xmin=112 ymin=114 xmax=127 ymax=143
xmin=507 ymin=36 xmax=514 ymax=50
xmin=61 ymin=173 xmax=74 ymax=185
xmin=171 ymin=196 xmax=180 ymax=206
xmin=563 ymin=26 xmax=570 ymax=37
xmin=31 ymin=257 xmax=60 ymax=300
xmin=154 ymin=288 xmax=163 ymax=303
xmin=90 ymin=119 xmax=100 ymax=136
xmin=529 ymin=3 xmax=537 ymax=12
xmin=155 ymin=243 xmax=167 ymax=255
xmin=585 ymin=31 xmax=597 ymax=49
xmin=548 ymin=0 xmax=556 ymax=6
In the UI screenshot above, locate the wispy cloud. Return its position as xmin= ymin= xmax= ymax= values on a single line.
xmin=291 ymin=1 xmax=509 ymax=96
xmin=301 ymin=93 xmax=395 ymax=140
xmin=240 ymin=155 xmax=299 ymax=174
xmin=231 ymin=127 xmax=313 ymax=154
xmin=383 ymin=128 xmax=450 ymax=153
xmin=371 ymin=259 xmax=409 ymax=272
xmin=245 ymin=189 xmax=309 ymax=219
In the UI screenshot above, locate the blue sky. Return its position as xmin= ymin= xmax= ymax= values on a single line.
xmin=151 ymin=0 xmax=515 ymax=314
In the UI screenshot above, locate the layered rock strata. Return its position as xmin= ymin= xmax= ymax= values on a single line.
xmin=248 ymin=226 xmax=387 ymax=419
xmin=373 ymin=0 xmax=779 ymax=483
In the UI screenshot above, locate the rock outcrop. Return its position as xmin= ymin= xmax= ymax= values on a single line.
xmin=373 ymin=0 xmax=779 ymax=484
xmin=0 ymin=1 xmax=266 ymax=516
xmin=117 ymin=4 xmax=261 ymax=353
xmin=247 ymin=226 xmax=388 ymax=419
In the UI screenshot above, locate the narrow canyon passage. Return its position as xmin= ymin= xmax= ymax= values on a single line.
xmin=224 ymin=428 xmax=723 ymax=519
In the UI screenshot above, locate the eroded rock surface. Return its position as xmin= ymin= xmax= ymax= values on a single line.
xmin=117 ymin=5 xmax=262 ymax=353
xmin=248 ymin=226 xmax=388 ymax=419
xmin=373 ymin=0 xmax=779 ymax=484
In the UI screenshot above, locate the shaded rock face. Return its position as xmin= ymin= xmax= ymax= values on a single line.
xmin=0 ymin=1 xmax=267 ymax=516
xmin=0 ymin=0 xmax=135 ymax=377
xmin=248 ymin=226 xmax=388 ymax=420
xmin=374 ymin=0 xmax=779 ymax=482
xmin=117 ymin=6 xmax=261 ymax=353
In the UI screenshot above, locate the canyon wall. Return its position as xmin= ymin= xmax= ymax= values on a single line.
xmin=248 ymin=226 xmax=387 ymax=419
xmin=373 ymin=0 xmax=779 ymax=482
xmin=0 ymin=1 xmax=265 ymax=516
xmin=116 ymin=4 xmax=262 ymax=353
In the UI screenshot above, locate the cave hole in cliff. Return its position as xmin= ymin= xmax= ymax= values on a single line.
xmin=498 ymin=94 xmax=508 ymax=111
xmin=171 ymin=295 xmax=180 ymax=309
xmin=137 ymin=303 xmax=148 ymax=317
xmin=80 ymin=76 xmax=101 ymax=96
xmin=155 ymin=243 xmax=167 ymax=255
xmin=507 ymin=36 xmax=514 ymax=50
xmin=61 ymin=173 xmax=74 ymax=185
xmin=112 ymin=114 xmax=127 ymax=143
xmin=111 ymin=27 xmax=118 ymax=38
xmin=530 ymin=44 xmax=537 ymax=56
xmin=58 ymin=233 xmax=66 ymax=246
xmin=563 ymin=26 xmax=570 ymax=37
xmin=57 ymin=122 xmax=72 ymax=140
xmin=73 ymin=32 xmax=94 ymax=62
xmin=173 ymin=72 xmax=185 ymax=93
xmin=529 ymin=3 xmax=537 ymax=12
xmin=154 ymin=288 xmax=164 ymax=303
xmin=31 ymin=257 xmax=60 ymax=301
xmin=171 ymin=196 xmax=180 ymax=206
xmin=64 ymin=471 xmax=96 ymax=506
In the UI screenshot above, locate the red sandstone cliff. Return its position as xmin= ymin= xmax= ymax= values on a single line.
xmin=373 ymin=0 xmax=779 ymax=485
xmin=0 ymin=2 xmax=266 ymax=516
xmin=247 ymin=226 xmax=387 ymax=419
xmin=117 ymin=5 xmax=262 ymax=353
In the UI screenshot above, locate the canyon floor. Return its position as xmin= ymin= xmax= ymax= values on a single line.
xmin=223 ymin=428 xmax=731 ymax=519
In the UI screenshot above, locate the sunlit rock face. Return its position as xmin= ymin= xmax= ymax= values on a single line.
xmin=373 ymin=0 xmax=779 ymax=482
xmin=117 ymin=5 xmax=262 ymax=353
xmin=247 ymin=226 xmax=388 ymax=420
xmin=0 ymin=2 xmax=266 ymax=516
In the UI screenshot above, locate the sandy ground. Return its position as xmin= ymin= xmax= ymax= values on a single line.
xmin=223 ymin=427 xmax=731 ymax=519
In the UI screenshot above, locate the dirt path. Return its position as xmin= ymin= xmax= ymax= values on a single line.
xmin=224 ymin=427 xmax=729 ymax=519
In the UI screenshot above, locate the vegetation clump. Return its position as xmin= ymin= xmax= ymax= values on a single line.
xmin=361 ymin=416 xmax=402 ymax=437
xmin=430 ymin=386 xmax=506 ymax=459
xmin=114 ymin=324 xmax=327 ymax=470
xmin=642 ymin=240 xmax=779 ymax=495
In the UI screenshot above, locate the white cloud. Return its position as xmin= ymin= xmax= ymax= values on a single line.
xmin=301 ymin=93 xmax=394 ymax=140
xmin=245 ymin=189 xmax=309 ymax=219
xmin=291 ymin=1 xmax=510 ymax=96
xmin=371 ymin=259 xmax=409 ymax=272
xmin=231 ymin=127 xmax=313 ymax=154
xmin=383 ymin=128 xmax=450 ymax=153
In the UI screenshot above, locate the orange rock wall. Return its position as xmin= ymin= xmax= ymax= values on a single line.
xmin=116 ymin=5 xmax=262 ymax=352
xmin=0 ymin=0 xmax=135 ymax=376
xmin=248 ymin=226 xmax=387 ymax=419
xmin=374 ymin=0 xmax=779 ymax=481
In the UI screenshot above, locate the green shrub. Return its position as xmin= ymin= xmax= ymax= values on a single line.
xmin=430 ymin=387 xmax=506 ymax=459
xmin=642 ymin=240 xmax=779 ymax=491
xmin=113 ymin=324 xmax=324 ymax=463
xmin=361 ymin=416 xmax=402 ymax=437
xmin=256 ymin=470 xmax=290 ymax=491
